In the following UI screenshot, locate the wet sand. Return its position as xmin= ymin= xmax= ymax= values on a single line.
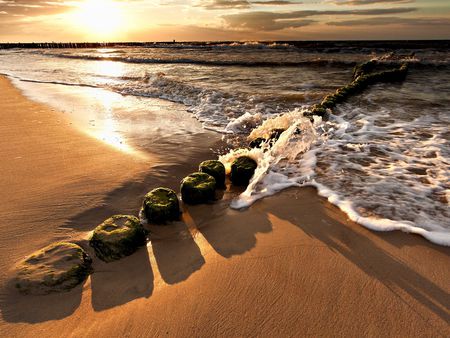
xmin=0 ymin=75 xmax=449 ymax=337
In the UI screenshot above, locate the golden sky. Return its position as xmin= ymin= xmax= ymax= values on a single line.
xmin=0 ymin=0 xmax=449 ymax=42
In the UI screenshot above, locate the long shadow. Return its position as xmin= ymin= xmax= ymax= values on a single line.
xmin=269 ymin=188 xmax=450 ymax=328
xmin=0 ymin=132 xmax=222 ymax=323
xmin=150 ymin=221 xmax=205 ymax=284
xmin=0 ymin=279 xmax=84 ymax=324
xmin=62 ymin=133 xmax=224 ymax=233
xmin=191 ymin=193 xmax=273 ymax=258
xmin=90 ymin=246 xmax=153 ymax=311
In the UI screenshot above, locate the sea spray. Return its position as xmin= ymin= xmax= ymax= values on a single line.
xmin=220 ymin=109 xmax=322 ymax=208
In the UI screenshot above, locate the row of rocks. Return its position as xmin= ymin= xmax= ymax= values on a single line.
xmin=143 ymin=157 xmax=257 ymax=223
xmin=306 ymin=61 xmax=409 ymax=118
xmin=13 ymin=157 xmax=258 ymax=294
xmin=91 ymin=157 xmax=257 ymax=262
xmin=13 ymin=61 xmax=409 ymax=294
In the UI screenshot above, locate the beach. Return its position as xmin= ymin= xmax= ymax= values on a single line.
xmin=0 ymin=74 xmax=449 ymax=337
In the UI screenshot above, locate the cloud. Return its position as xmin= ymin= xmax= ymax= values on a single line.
xmin=252 ymin=0 xmax=300 ymax=4
xmin=223 ymin=7 xmax=417 ymax=31
xmin=329 ymin=0 xmax=414 ymax=5
xmin=196 ymin=0 xmax=300 ymax=10
xmin=327 ymin=16 xmax=450 ymax=26
xmin=196 ymin=0 xmax=251 ymax=9
xmin=0 ymin=0 xmax=76 ymax=16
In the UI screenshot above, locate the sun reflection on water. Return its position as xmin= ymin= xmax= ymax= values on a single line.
xmin=86 ymin=87 xmax=136 ymax=154
xmin=92 ymin=59 xmax=126 ymax=84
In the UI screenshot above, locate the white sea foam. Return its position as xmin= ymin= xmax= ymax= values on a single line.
xmin=111 ymin=73 xmax=287 ymax=132
xmin=220 ymin=109 xmax=322 ymax=208
xmin=221 ymin=102 xmax=450 ymax=246
xmin=1 ymin=47 xmax=449 ymax=246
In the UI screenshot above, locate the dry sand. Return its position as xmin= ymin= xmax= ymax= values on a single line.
xmin=0 ymin=76 xmax=449 ymax=337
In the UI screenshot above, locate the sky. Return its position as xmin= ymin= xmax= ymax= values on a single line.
xmin=0 ymin=0 xmax=449 ymax=42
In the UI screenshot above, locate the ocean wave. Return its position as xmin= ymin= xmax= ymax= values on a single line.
xmin=221 ymin=104 xmax=450 ymax=246
xmin=41 ymin=52 xmax=363 ymax=67
xmin=109 ymin=73 xmax=290 ymax=131
xmin=33 ymin=50 xmax=450 ymax=69
xmin=0 ymin=73 xmax=99 ymax=88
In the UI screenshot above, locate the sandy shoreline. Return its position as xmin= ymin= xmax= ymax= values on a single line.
xmin=0 ymin=75 xmax=449 ymax=337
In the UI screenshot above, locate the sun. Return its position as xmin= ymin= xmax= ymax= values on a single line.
xmin=71 ymin=0 xmax=125 ymax=40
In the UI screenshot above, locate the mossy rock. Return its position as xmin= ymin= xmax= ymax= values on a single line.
xmin=181 ymin=172 xmax=216 ymax=205
xmin=90 ymin=215 xmax=146 ymax=262
xmin=199 ymin=160 xmax=226 ymax=188
xmin=143 ymin=187 xmax=180 ymax=224
xmin=14 ymin=242 xmax=92 ymax=295
xmin=310 ymin=105 xmax=327 ymax=117
xmin=313 ymin=61 xmax=408 ymax=117
xmin=230 ymin=156 xmax=258 ymax=186
xmin=353 ymin=60 xmax=377 ymax=79
xmin=321 ymin=95 xmax=337 ymax=109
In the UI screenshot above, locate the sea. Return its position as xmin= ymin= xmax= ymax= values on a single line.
xmin=0 ymin=41 xmax=448 ymax=246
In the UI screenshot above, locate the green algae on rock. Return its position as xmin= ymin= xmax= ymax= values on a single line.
xmin=307 ymin=62 xmax=409 ymax=119
xmin=90 ymin=215 xmax=147 ymax=262
xmin=231 ymin=156 xmax=258 ymax=186
xmin=199 ymin=160 xmax=226 ymax=188
xmin=143 ymin=187 xmax=180 ymax=224
xmin=352 ymin=59 xmax=378 ymax=80
xmin=181 ymin=172 xmax=216 ymax=205
xmin=14 ymin=242 xmax=92 ymax=295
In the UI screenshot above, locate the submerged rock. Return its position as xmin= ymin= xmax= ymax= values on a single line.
xmin=249 ymin=129 xmax=286 ymax=149
xmin=310 ymin=62 xmax=409 ymax=118
xmin=310 ymin=104 xmax=327 ymax=118
xmin=143 ymin=187 xmax=180 ymax=224
xmin=199 ymin=160 xmax=226 ymax=188
xmin=249 ymin=137 xmax=267 ymax=149
xmin=353 ymin=59 xmax=377 ymax=80
xmin=231 ymin=156 xmax=258 ymax=186
xmin=269 ymin=128 xmax=286 ymax=141
xmin=181 ymin=172 xmax=216 ymax=204
xmin=14 ymin=242 xmax=92 ymax=295
xmin=90 ymin=215 xmax=146 ymax=262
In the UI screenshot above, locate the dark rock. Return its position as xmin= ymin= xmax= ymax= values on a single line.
xmin=230 ymin=156 xmax=258 ymax=186
xmin=353 ymin=60 xmax=377 ymax=80
xmin=310 ymin=104 xmax=327 ymax=117
xmin=90 ymin=215 xmax=147 ymax=262
xmin=249 ymin=137 xmax=267 ymax=148
xmin=13 ymin=242 xmax=92 ymax=295
xmin=199 ymin=160 xmax=226 ymax=188
xmin=269 ymin=128 xmax=286 ymax=141
xmin=181 ymin=172 xmax=216 ymax=204
xmin=249 ymin=129 xmax=286 ymax=149
xmin=143 ymin=187 xmax=180 ymax=224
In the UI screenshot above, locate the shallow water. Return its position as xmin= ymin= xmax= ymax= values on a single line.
xmin=0 ymin=42 xmax=449 ymax=245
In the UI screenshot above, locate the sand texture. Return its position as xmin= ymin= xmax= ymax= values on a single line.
xmin=0 ymin=76 xmax=449 ymax=337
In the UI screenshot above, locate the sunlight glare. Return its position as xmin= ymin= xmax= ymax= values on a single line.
xmin=72 ymin=0 xmax=124 ymax=40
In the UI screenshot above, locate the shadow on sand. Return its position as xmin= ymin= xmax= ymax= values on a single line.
xmin=149 ymin=221 xmax=205 ymax=284
xmin=0 ymin=280 xmax=85 ymax=324
xmin=267 ymin=188 xmax=450 ymax=327
xmin=90 ymin=246 xmax=154 ymax=311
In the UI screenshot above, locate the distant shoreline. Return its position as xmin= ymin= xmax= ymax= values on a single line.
xmin=1 ymin=40 xmax=449 ymax=50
